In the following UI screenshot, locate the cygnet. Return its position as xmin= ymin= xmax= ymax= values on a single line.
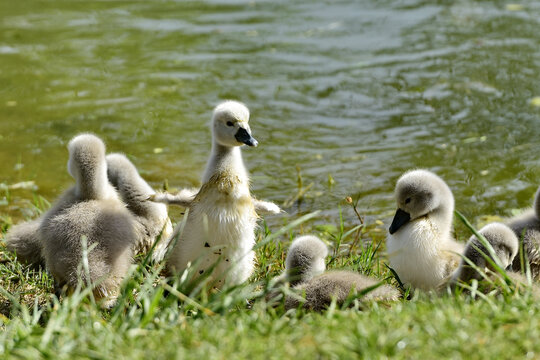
xmin=164 ymin=101 xmax=281 ymax=288
xmin=106 ymin=153 xmax=173 ymax=262
xmin=507 ymin=186 xmax=540 ymax=278
xmin=386 ymin=169 xmax=463 ymax=291
xmin=450 ymin=223 xmax=518 ymax=284
xmin=40 ymin=134 xmax=137 ymax=307
xmin=279 ymin=236 xmax=400 ymax=311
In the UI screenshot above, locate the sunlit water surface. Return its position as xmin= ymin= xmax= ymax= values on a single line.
xmin=1 ymin=0 xmax=540 ymax=237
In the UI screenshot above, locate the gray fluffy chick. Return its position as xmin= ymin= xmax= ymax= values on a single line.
xmin=40 ymin=134 xmax=137 ymax=308
xmin=285 ymin=271 xmax=401 ymax=311
xmin=106 ymin=153 xmax=173 ymax=262
xmin=450 ymin=223 xmax=518 ymax=285
xmin=507 ymin=186 xmax=540 ymax=278
xmin=280 ymin=236 xmax=400 ymax=311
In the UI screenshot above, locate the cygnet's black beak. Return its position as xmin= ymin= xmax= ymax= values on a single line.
xmin=389 ymin=208 xmax=411 ymax=234
xmin=235 ymin=127 xmax=258 ymax=147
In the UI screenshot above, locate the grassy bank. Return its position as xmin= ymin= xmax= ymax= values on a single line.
xmin=0 ymin=198 xmax=538 ymax=359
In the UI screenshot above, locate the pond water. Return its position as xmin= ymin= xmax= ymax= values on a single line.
xmin=1 ymin=0 xmax=540 ymax=235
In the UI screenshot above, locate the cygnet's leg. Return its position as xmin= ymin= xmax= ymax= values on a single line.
xmin=253 ymin=199 xmax=282 ymax=214
xmin=149 ymin=188 xmax=198 ymax=207
xmin=53 ymin=282 xmax=65 ymax=300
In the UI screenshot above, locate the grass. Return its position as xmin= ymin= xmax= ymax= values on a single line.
xmin=0 ymin=193 xmax=539 ymax=359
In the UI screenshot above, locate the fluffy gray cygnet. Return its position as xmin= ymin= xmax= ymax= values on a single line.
xmin=280 ymin=236 xmax=400 ymax=311
xmin=450 ymin=223 xmax=518 ymax=284
xmin=5 ymin=151 xmax=172 ymax=267
xmin=106 ymin=153 xmax=173 ymax=262
xmin=40 ymin=134 xmax=137 ymax=307
xmin=507 ymin=186 xmax=540 ymax=278
xmin=285 ymin=270 xmax=401 ymax=311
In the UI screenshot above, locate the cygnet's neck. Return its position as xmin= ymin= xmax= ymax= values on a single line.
xmin=75 ymin=163 xmax=114 ymax=200
xmin=287 ymin=267 xmax=313 ymax=287
xmin=428 ymin=205 xmax=453 ymax=238
xmin=118 ymin=171 xmax=160 ymax=217
xmin=202 ymin=142 xmax=248 ymax=184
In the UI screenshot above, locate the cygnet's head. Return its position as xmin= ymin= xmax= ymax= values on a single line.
xmin=389 ymin=169 xmax=454 ymax=234
xmin=285 ymin=235 xmax=328 ymax=286
xmin=211 ymin=101 xmax=258 ymax=148
xmin=465 ymin=223 xmax=518 ymax=271
xmin=67 ymin=133 xmax=107 ymax=184
xmin=105 ymin=153 xmax=139 ymax=188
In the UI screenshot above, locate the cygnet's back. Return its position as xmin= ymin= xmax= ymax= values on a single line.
xmin=285 ymin=271 xmax=400 ymax=311
xmin=284 ymin=235 xmax=328 ymax=286
xmin=451 ymin=223 xmax=518 ymax=284
xmin=106 ymin=153 xmax=173 ymax=260
xmin=40 ymin=134 xmax=136 ymax=307
xmin=507 ymin=187 xmax=540 ymax=277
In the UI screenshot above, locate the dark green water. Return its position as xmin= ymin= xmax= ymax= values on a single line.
xmin=1 ymin=0 xmax=540 ymax=230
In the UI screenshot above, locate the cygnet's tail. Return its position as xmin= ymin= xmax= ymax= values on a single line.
xmin=5 ymin=219 xmax=45 ymax=268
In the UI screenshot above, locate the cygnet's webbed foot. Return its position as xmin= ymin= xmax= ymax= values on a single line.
xmin=148 ymin=188 xmax=198 ymax=207
xmin=253 ymin=199 xmax=282 ymax=215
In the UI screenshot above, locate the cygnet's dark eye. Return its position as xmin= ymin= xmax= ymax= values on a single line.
xmin=405 ymin=198 xmax=411 ymax=204
xmin=226 ymin=121 xmax=234 ymax=127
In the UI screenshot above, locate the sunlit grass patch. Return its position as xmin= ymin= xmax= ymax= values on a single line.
xmin=0 ymin=200 xmax=538 ymax=358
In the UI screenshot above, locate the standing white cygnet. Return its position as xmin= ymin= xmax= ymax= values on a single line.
xmin=386 ymin=169 xmax=464 ymax=291
xmin=40 ymin=134 xmax=137 ymax=307
xmin=165 ymin=101 xmax=281 ymax=288
xmin=507 ymin=186 xmax=540 ymax=278
xmin=279 ymin=236 xmax=400 ymax=311
xmin=450 ymin=223 xmax=518 ymax=285
xmin=106 ymin=153 xmax=173 ymax=262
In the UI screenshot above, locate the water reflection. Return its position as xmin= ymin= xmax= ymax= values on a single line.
xmin=1 ymin=0 xmax=539 ymax=233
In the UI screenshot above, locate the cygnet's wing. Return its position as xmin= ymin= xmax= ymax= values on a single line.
xmin=149 ymin=188 xmax=198 ymax=207
xmin=253 ymin=199 xmax=282 ymax=214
